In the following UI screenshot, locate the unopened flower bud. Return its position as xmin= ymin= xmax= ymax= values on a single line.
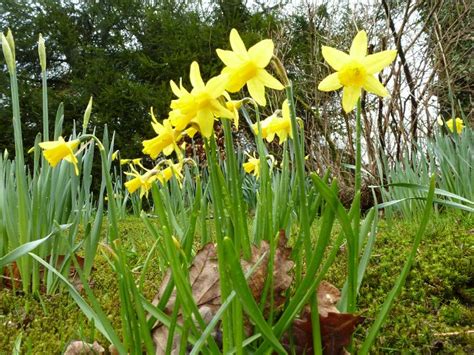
xmin=172 ymin=236 xmax=181 ymax=250
xmin=6 ymin=29 xmax=15 ymax=60
xmin=1 ymin=33 xmax=15 ymax=74
xmin=83 ymin=96 xmax=93 ymax=131
xmin=38 ymin=33 xmax=46 ymax=72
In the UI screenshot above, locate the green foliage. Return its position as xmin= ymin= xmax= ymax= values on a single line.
xmin=1 ymin=214 xmax=472 ymax=353
xmin=380 ymin=127 xmax=474 ymax=219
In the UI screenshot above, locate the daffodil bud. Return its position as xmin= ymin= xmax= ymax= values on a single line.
xmin=38 ymin=33 xmax=46 ymax=72
xmin=83 ymin=96 xmax=93 ymax=131
xmin=1 ymin=33 xmax=15 ymax=74
xmin=6 ymin=29 xmax=15 ymax=60
xmin=172 ymin=236 xmax=182 ymax=250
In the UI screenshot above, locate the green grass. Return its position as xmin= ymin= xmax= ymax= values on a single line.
xmin=0 ymin=213 xmax=473 ymax=353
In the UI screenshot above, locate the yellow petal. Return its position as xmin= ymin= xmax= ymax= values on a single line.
xmin=68 ymin=139 xmax=80 ymax=151
xmin=216 ymin=49 xmax=241 ymax=68
xmin=363 ymin=75 xmax=389 ymax=97
xmin=195 ymin=108 xmax=215 ymax=138
xmin=243 ymin=161 xmax=254 ymax=174
xmin=342 ymin=86 xmax=361 ymax=113
xmin=163 ymin=144 xmax=175 ymax=156
xmin=247 ymin=79 xmax=266 ymax=106
xmin=185 ymin=127 xmax=198 ymax=138
xmin=125 ymin=177 xmax=142 ymax=194
xmin=170 ymin=80 xmax=182 ymax=97
xmin=230 ymin=28 xmax=247 ymax=54
xmin=350 ymin=30 xmax=367 ymax=58
xmin=39 ymin=136 xmax=65 ymax=149
xmin=282 ymin=99 xmax=289 ymax=119
xmin=321 ymin=46 xmax=350 ymax=71
xmin=362 ymin=50 xmax=397 ymax=74
xmin=318 ymin=72 xmax=342 ymax=91
xmin=189 ymin=62 xmax=205 ymax=89
xmin=248 ymin=39 xmax=274 ymax=68
xmin=206 ymin=74 xmax=228 ymax=98
xmin=151 ymin=121 xmax=164 ymax=134
xmin=256 ymin=69 xmax=284 ymax=90
xmin=64 ymin=154 xmax=80 ymax=175
xmin=211 ymin=100 xmax=234 ymax=119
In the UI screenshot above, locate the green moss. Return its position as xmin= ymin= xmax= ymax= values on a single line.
xmin=324 ymin=212 xmax=474 ymax=353
xmin=0 ymin=213 xmax=472 ymax=353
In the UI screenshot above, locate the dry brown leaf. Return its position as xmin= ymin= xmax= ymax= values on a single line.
xmin=283 ymin=282 xmax=364 ymax=354
xmin=64 ymin=340 xmax=104 ymax=355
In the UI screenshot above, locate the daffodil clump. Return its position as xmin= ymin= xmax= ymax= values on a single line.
xmin=120 ymin=28 xmax=286 ymax=194
xmin=31 ymin=27 xmax=430 ymax=355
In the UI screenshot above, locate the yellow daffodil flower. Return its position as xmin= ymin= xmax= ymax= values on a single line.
xmin=445 ymin=118 xmax=465 ymax=134
xmin=169 ymin=61 xmax=233 ymax=138
xmin=124 ymin=165 xmax=157 ymax=198
xmin=156 ymin=161 xmax=183 ymax=185
xmin=142 ymin=108 xmax=182 ymax=159
xmin=318 ymin=30 xmax=397 ymax=113
xmin=111 ymin=150 xmax=119 ymax=161
xmin=120 ymin=159 xmax=130 ymax=165
xmin=224 ymin=96 xmax=243 ymax=129
xmin=39 ymin=136 xmax=80 ymax=175
xmin=243 ymin=153 xmax=261 ymax=179
xmin=252 ymin=99 xmax=293 ymax=144
xmin=216 ymin=29 xmax=284 ymax=106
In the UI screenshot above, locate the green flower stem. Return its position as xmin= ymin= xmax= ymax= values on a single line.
xmin=251 ymin=100 xmax=273 ymax=245
xmin=222 ymin=118 xmax=250 ymax=257
xmin=41 ymin=69 xmax=49 ymax=141
xmin=285 ymin=83 xmax=323 ymax=353
xmin=223 ymin=237 xmax=286 ymax=354
xmin=359 ymin=175 xmax=436 ymax=353
xmin=9 ymin=67 xmax=31 ymax=292
xmin=205 ymin=137 xmax=234 ymax=353
xmin=284 ymin=84 xmax=310 ymax=263
xmin=348 ymin=98 xmax=363 ymax=313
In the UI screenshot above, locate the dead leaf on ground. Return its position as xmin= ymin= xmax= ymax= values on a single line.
xmin=151 ymin=230 xmax=362 ymax=355
xmin=282 ymin=281 xmax=364 ymax=354
xmin=151 ymin=230 xmax=293 ymax=354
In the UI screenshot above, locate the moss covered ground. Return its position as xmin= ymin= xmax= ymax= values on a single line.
xmin=0 ymin=212 xmax=472 ymax=353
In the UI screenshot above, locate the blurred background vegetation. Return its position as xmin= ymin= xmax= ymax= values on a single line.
xmin=0 ymin=0 xmax=472 ymax=190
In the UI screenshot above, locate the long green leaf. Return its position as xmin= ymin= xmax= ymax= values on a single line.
xmin=0 ymin=224 xmax=70 ymax=269
xmin=223 ymin=237 xmax=286 ymax=354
